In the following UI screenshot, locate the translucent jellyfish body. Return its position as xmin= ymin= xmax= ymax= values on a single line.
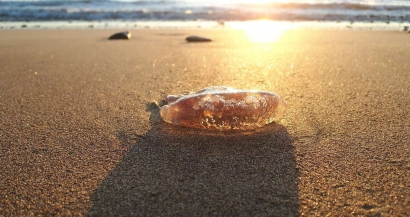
xmin=160 ymin=86 xmax=287 ymax=130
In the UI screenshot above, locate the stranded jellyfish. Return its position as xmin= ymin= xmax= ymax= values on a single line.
xmin=160 ymin=86 xmax=286 ymax=130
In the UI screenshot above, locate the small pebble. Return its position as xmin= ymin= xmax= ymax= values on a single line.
xmin=109 ymin=31 xmax=131 ymax=40
xmin=186 ymin=36 xmax=212 ymax=42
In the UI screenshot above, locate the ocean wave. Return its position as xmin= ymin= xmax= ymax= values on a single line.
xmin=242 ymin=2 xmax=410 ymax=11
xmin=1 ymin=1 xmax=410 ymax=22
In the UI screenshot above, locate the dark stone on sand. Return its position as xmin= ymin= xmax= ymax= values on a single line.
xmin=186 ymin=36 xmax=212 ymax=42
xmin=403 ymin=26 xmax=409 ymax=31
xmin=109 ymin=31 xmax=131 ymax=40
xmin=361 ymin=204 xmax=377 ymax=210
xmin=21 ymin=24 xmax=27 ymax=28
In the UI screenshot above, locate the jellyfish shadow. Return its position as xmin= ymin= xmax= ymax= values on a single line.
xmin=87 ymin=104 xmax=299 ymax=216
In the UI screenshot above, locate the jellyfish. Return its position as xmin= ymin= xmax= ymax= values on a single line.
xmin=160 ymin=86 xmax=286 ymax=130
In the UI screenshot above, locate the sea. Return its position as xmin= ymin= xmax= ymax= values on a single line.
xmin=1 ymin=0 xmax=410 ymax=30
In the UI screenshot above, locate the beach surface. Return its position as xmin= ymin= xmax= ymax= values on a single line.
xmin=0 ymin=29 xmax=409 ymax=216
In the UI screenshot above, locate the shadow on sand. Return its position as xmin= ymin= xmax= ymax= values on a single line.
xmin=87 ymin=104 xmax=299 ymax=216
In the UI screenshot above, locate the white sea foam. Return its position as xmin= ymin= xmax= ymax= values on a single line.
xmin=0 ymin=0 xmax=409 ymax=22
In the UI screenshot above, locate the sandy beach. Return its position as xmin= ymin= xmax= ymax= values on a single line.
xmin=0 ymin=29 xmax=409 ymax=216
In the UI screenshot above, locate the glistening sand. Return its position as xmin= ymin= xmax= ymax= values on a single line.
xmin=0 ymin=29 xmax=409 ymax=216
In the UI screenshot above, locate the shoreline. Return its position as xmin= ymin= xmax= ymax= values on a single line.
xmin=1 ymin=20 xmax=409 ymax=31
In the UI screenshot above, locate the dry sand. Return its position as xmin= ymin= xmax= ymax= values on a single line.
xmin=0 ymin=29 xmax=409 ymax=216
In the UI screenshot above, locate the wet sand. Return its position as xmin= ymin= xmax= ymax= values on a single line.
xmin=0 ymin=29 xmax=409 ymax=216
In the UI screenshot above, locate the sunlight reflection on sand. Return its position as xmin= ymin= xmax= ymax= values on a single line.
xmin=228 ymin=20 xmax=293 ymax=43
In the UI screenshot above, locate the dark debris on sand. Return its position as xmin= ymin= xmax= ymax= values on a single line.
xmin=109 ymin=31 xmax=131 ymax=40
xmin=186 ymin=35 xmax=212 ymax=42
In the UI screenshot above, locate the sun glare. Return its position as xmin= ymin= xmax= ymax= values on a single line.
xmin=207 ymin=0 xmax=291 ymax=4
xmin=229 ymin=20 xmax=292 ymax=43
